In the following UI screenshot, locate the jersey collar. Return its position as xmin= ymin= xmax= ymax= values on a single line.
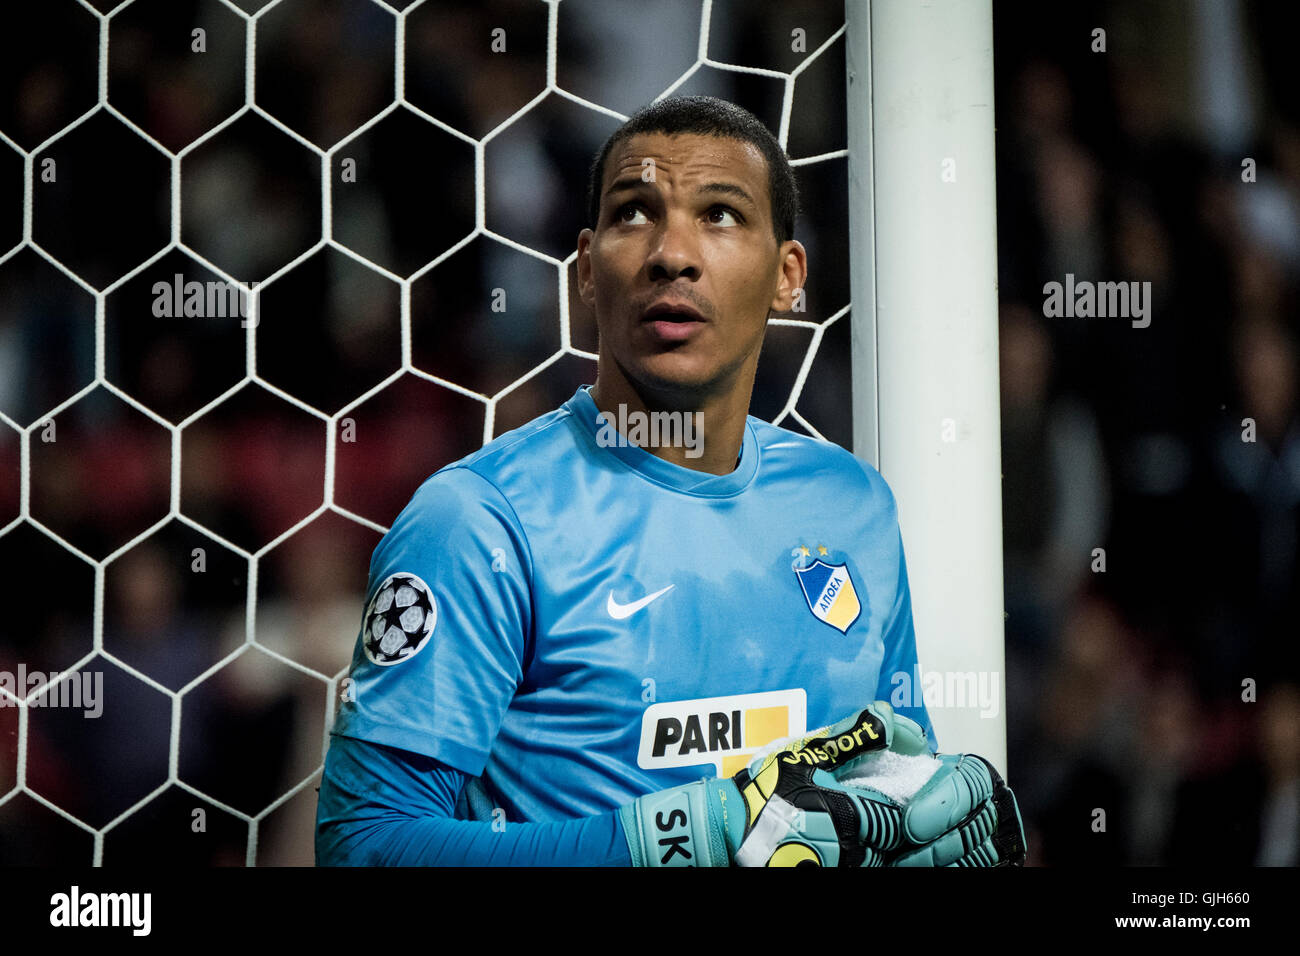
xmin=565 ymin=386 xmax=760 ymax=497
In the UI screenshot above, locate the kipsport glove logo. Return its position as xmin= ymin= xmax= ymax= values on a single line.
xmin=363 ymin=572 xmax=437 ymax=666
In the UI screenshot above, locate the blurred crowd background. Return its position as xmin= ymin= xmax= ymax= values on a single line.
xmin=997 ymin=0 xmax=1300 ymax=865
xmin=0 ymin=0 xmax=1295 ymax=866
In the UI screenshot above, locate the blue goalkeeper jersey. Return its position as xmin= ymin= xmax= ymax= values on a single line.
xmin=331 ymin=385 xmax=935 ymax=823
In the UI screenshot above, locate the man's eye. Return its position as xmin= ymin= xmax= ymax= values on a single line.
xmin=617 ymin=204 xmax=648 ymax=225
xmin=707 ymin=206 xmax=740 ymax=226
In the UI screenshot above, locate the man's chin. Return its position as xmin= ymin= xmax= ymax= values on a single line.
xmin=623 ymin=354 xmax=724 ymax=402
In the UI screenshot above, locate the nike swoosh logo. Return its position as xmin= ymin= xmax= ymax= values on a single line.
xmin=607 ymin=585 xmax=674 ymax=620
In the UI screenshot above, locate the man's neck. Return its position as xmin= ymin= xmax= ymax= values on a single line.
xmin=589 ymin=372 xmax=750 ymax=476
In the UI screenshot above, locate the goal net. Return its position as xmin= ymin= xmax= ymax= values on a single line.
xmin=0 ymin=0 xmax=854 ymax=865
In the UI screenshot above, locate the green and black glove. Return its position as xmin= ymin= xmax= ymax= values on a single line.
xmin=620 ymin=701 xmax=927 ymax=866
xmin=620 ymin=700 xmax=1027 ymax=866
xmin=884 ymin=752 xmax=1026 ymax=867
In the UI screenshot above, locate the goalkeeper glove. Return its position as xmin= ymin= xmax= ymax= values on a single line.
xmin=618 ymin=702 xmax=928 ymax=866
xmin=886 ymin=753 xmax=1026 ymax=867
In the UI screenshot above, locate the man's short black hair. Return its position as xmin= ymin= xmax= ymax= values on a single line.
xmin=585 ymin=95 xmax=800 ymax=244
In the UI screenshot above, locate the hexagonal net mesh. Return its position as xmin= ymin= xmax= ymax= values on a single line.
xmin=0 ymin=0 xmax=853 ymax=864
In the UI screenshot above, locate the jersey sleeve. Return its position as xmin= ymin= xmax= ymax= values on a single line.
xmin=316 ymin=734 xmax=631 ymax=866
xmin=874 ymin=527 xmax=939 ymax=752
xmin=331 ymin=466 xmax=533 ymax=776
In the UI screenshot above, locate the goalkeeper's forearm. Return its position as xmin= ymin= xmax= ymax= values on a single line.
xmin=316 ymin=733 xmax=631 ymax=866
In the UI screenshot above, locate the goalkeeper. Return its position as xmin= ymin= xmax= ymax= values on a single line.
xmin=316 ymin=96 xmax=1023 ymax=866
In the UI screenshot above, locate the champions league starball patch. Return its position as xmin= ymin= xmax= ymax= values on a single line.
xmin=363 ymin=573 xmax=437 ymax=666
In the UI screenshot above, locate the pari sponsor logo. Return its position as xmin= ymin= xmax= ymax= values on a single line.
xmin=50 ymin=886 xmax=151 ymax=936
xmin=0 ymin=665 xmax=103 ymax=718
xmin=595 ymin=405 xmax=704 ymax=459
xmin=638 ymin=689 xmax=807 ymax=778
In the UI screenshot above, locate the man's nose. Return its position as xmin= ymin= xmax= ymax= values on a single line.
xmin=646 ymin=212 xmax=701 ymax=282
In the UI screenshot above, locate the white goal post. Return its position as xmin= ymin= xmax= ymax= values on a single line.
xmin=846 ymin=0 xmax=1006 ymax=770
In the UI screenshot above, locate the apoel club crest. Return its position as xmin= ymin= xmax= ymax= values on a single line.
xmin=792 ymin=546 xmax=863 ymax=634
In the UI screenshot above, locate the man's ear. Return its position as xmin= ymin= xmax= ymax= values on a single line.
xmin=577 ymin=228 xmax=595 ymax=308
xmin=769 ymin=239 xmax=808 ymax=313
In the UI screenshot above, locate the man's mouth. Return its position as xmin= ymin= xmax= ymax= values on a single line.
xmin=641 ymin=299 xmax=707 ymax=342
